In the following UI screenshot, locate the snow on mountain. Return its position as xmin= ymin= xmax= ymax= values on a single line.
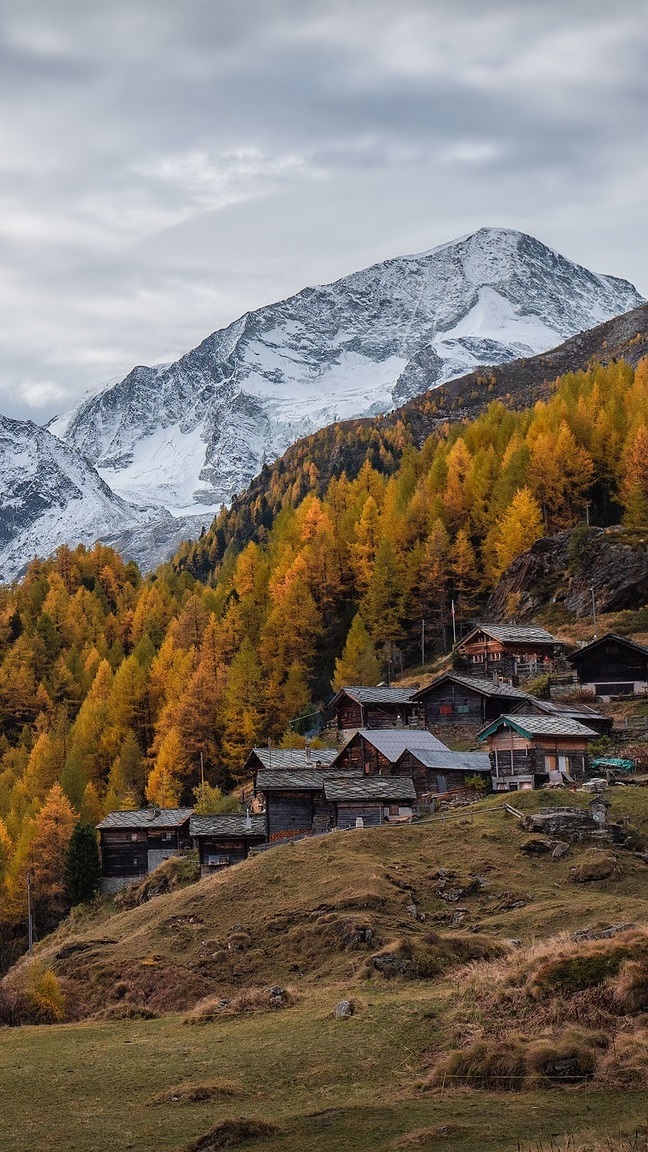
xmin=0 ymin=415 xmax=193 ymax=582
xmin=49 ymin=228 xmax=643 ymax=523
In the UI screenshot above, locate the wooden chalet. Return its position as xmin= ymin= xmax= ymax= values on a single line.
xmin=96 ymin=807 xmax=193 ymax=893
xmin=456 ymin=624 xmax=561 ymax=683
xmin=394 ymin=747 xmax=491 ymax=797
xmin=477 ymin=714 xmax=597 ymax=792
xmin=411 ymin=672 xmax=531 ymax=726
xmin=567 ymin=633 xmax=648 ymax=700
xmin=324 ymin=777 xmax=417 ymax=828
xmin=328 ymin=685 xmax=420 ymax=731
xmin=190 ymin=813 xmax=266 ymax=873
xmin=331 ymin=728 xmax=448 ymax=786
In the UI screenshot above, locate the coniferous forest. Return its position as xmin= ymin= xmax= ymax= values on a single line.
xmin=1 ymin=357 xmax=648 ymax=942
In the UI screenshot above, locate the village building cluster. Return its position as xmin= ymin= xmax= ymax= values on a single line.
xmin=96 ymin=626 xmax=648 ymax=892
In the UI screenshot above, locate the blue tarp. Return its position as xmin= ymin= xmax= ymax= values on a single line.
xmin=591 ymin=757 xmax=636 ymax=772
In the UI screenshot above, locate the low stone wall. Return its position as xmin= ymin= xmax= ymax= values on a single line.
xmin=101 ymin=874 xmax=139 ymax=896
xmin=147 ymin=848 xmax=181 ymax=871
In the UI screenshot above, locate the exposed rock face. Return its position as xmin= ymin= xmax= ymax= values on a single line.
xmin=487 ymin=526 xmax=648 ymax=621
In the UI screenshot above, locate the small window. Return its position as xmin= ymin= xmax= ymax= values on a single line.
xmin=161 ymin=832 xmax=173 ymax=842
xmin=388 ymin=804 xmax=399 ymax=816
xmin=130 ymin=833 xmax=138 ymax=842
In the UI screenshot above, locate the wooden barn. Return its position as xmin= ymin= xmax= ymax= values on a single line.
xmin=456 ymin=624 xmax=562 ymax=683
xmin=412 ymin=671 xmax=531 ymax=727
xmin=327 ymin=685 xmax=420 ymax=731
xmin=477 ymin=714 xmax=597 ymax=792
xmin=394 ymin=747 xmax=491 ymax=797
xmin=567 ymin=633 xmax=648 ymax=700
xmin=324 ymin=776 xmax=417 ymax=829
xmin=97 ymin=808 xmax=193 ymax=893
xmin=190 ymin=813 xmax=266 ymax=873
xmin=331 ymin=728 xmax=448 ymax=783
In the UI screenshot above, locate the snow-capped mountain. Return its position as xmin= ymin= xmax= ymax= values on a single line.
xmin=51 ymin=228 xmax=643 ymax=518
xmin=0 ymin=415 xmax=205 ymax=582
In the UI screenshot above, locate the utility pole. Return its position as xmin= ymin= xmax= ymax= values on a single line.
xmin=27 ymin=872 xmax=33 ymax=957
xmin=451 ymin=600 xmax=457 ymax=646
xmin=421 ymin=618 xmax=425 ymax=668
xmin=591 ymin=586 xmax=597 ymax=638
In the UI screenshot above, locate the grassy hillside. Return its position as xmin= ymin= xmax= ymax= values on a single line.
xmin=4 ymin=790 xmax=648 ymax=1151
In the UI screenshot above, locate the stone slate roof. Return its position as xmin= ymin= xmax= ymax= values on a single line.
xmin=247 ymin=747 xmax=339 ymax=771
xmin=189 ymin=814 xmax=266 ymax=838
xmin=324 ymin=777 xmax=417 ymax=802
xmin=330 ymin=685 xmax=417 ymax=706
xmin=256 ymin=769 xmax=359 ymax=791
xmin=478 ymin=714 xmax=597 ymax=741
xmin=97 ymin=808 xmax=193 ymax=830
xmin=527 ymin=699 xmax=608 ymax=724
xmin=401 ymin=748 xmax=492 ymax=773
xmin=460 ymin=624 xmax=561 ymax=647
xmin=413 ymin=672 xmax=530 ymax=701
xmin=338 ymin=728 xmax=448 ymax=764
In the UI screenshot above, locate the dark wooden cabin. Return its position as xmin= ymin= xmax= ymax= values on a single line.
xmin=328 ymin=686 xmax=419 ymax=731
xmin=324 ymin=777 xmax=417 ymax=829
xmin=456 ymin=624 xmax=561 ymax=683
xmin=412 ymin=672 xmax=531 ymax=727
xmin=567 ymin=633 xmax=648 ymax=699
xmin=477 ymin=714 xmax=597 ymax=792
xmin=255 ymin=769 xmax=354 ymax=838
xmin=331 ymin=729 xmax=448 ymax=784
xmin=395 ymin=747 xmax=491 ymax=797
xmin=190 ymin=813 xmax=266 ymax=873
xmin=97 ymin=808 xmax=193 ymax=891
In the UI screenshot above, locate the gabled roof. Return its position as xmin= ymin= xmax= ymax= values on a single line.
xmin=567 ymin=632 xmax=648 ymax=665
xmin=458 ymin=623 xmax=561 ymax=648
xmin=324 ymin=777 xmax=417 ymax=802
xmin=412 ymin=671 xmax=530 ymax=701
xmin=477 ymin=714 xmax=598 ymax=742
xmin=255 ymin=769 xmax=359 ymax=792
xmin=190 ymin=814 xmax=266 ymax=838
xmin=246 ymin=747 xmax=339 ymax=772
xmin=523 ymin=698 xmax=608 ymax=724
xmin=398 ymin=748 xmax=491 ymax=773
xmin=334 ymin=728 xmax=448 ymax=765
xmin=329 ymin=685 xmax=417 ymax=707
xmin=97 ymin=808 xmax=193 ymax=830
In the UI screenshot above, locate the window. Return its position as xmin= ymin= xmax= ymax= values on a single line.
xmin=388 ymin=804 xmax=399 ymax=816
xmin=130 ymin=833 xmax=139 ymax=842
xmin=161 ymin=832 xmax=173 ymax=842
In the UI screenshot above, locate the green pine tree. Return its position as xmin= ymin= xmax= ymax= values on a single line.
xmin=64 ymin=822 xmax=101 ymax=905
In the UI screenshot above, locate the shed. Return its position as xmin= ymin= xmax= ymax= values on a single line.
xmin=477 ymin=714 xmax=597 ymax=792
xmin=244 ymin=746 xmax=338 ymax=784
xmin=96 ymin=807 xmax=193 ymax=893
xmin=324 ymin=776 xmax=417 ymax=829
xmin=327 ymin=685 xmax=419 ymax=731
xmin=190 ymin=813 xmax=266 ymax=873
xmin=567 ymin=633 xmax=648 ymax=699
xmin=395 ymin=747 xmax=491 ymax=796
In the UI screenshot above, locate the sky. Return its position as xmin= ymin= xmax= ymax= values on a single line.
xmin=2 ymin=0 xmax=648 ymax=422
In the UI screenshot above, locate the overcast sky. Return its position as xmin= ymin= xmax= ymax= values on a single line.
xmin=2 ymin=0 xmax=647 ymax=422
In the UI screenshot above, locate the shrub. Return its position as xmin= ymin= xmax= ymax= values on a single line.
xmin=612 ymin=957 xmax=648 ymax=1014
xmin=181 ymin=1118 xmax=282 ymax=1151
xmin=185 ymin=986 xmax=295 ymax=1024
xmin=530 ymin=947 xmax=629 ymax=998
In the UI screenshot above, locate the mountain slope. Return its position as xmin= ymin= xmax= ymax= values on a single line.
xmin=180 ymin=300 xmax=648 ymax=574
xmin=0 ymin=416 xmax=193 ymax=582
xmin=51 ymin=228 xmax=643 ymax=516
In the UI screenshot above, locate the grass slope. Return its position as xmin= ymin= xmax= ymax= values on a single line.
xmin=4 ymin=789 xmax=648 ymax=1152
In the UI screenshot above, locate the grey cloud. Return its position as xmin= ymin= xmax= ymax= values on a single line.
xmin=0 ymin=0 xmax=647 ymax=420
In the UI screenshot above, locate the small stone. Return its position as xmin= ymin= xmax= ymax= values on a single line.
xmin=334 ymin=999 xmax=355 ymax=1018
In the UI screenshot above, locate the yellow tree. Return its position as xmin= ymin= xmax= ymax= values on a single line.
xmin=4 ymin=784 xmax=76 ymax=930
xmin=488 ymin=487 xmax=545 ymax=581
xmin=620 ymin=424 xmax=648 ymax=527
xmin=332 ymin=613 xmax=380 ymax=690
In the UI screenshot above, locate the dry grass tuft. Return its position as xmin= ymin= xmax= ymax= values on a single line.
xmin=184 ymin=985 xmax=296 ymax=1024
xmin=612 ymin=957 xmax=648 ymax=1014
xmin=179 ymin=1118 xmax=282 ymax=1151
xmin=394 ymin=1123 xmax=468 ymax=1146
xmin=428 ymin=1028 xmax=601 ymax=1091
xmin=150 ymin=1078 xmax=242 ymax=1105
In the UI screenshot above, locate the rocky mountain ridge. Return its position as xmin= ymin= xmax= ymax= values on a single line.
xmin=50 ymin=228 xmax=642 ymax=515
